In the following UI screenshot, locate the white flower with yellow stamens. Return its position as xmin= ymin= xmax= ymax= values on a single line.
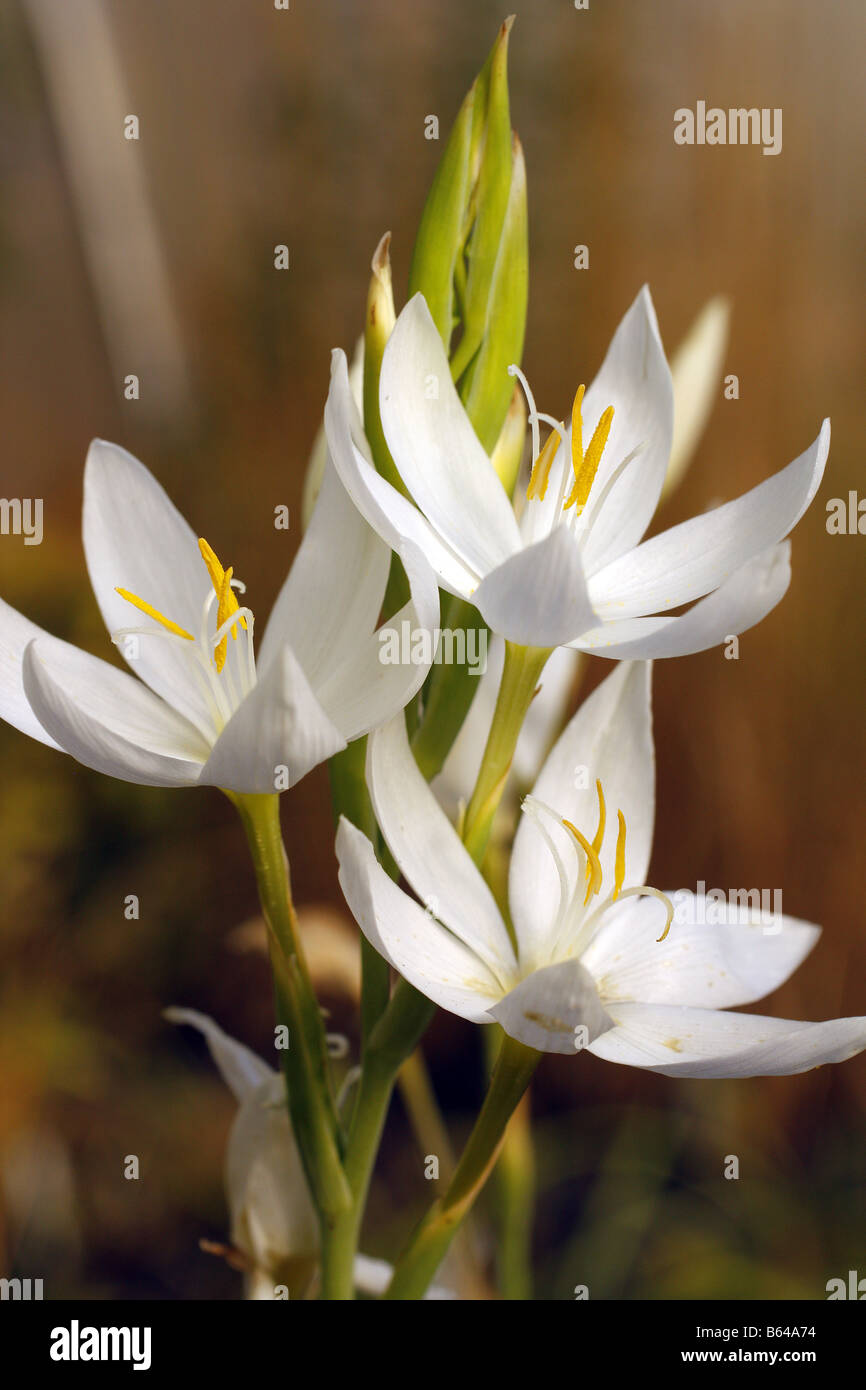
xmin=337 ymin=662 xmax=866 ymax=1072
xmin=325 ymin=287 xmax=828 ymax=657
xmin=0 ymin=441 xmax=437 ymax=792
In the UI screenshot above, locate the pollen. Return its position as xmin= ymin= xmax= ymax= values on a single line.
xmin=564 ymin=392 xmax=615 ymax=513
xmin=115 ymin=588 xmax=194 ymax=641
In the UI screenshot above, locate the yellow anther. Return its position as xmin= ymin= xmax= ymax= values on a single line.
xmin=655 ymin=896 xmax=674 ymax=943
xmin=591 ymin=779 xmax=607 ymax=857
xmin=526 ymin=427 xmax=562 ymax=502
xmin=199 ymin=537 xmax=247 ymax=672
xmin=570 ymin=384 xmax=585 ymax=475
xmin=115 ymin=588 xmax=194 ymax=641
xmin=564 ymin=403 xmax=614 ymax=512
xmin=613 ymin=809 xmax=627 ymax=900
xmin=562 ymin=818 xmax=603 ymax=905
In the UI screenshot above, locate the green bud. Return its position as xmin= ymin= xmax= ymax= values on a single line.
xmin=409 ymin=16 xmax=528 ymax=451
xmin=363 ymin=231 xmax=405 ymax=495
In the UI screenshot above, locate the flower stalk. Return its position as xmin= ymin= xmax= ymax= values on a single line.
xmin=462 ymin=641 xmax=551 ymax=868
xmin=230 ymin=792 xmax=351 ymax=1227
xmin=383 ymin=1031 xmax=539 ymax=1299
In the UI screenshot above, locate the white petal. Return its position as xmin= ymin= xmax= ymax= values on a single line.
xmin=22 ymin=639 xmax=206 ymax=786
xmin=491 ymin=958 xmax=614 ymax=1055
xmin=589 ymin=421 xmax=829 ymax=620
xmin=0 ymin=597 xmax=65 ymax=748
xmin=82 ymin=440 xmax=217 ymax=733
xmin=352 ymin=1254 xmax=456 ymax=1300
xmin=324 ymin=350 xmax=478 ymax=597
xmin=380 ymin=295 xmax=522 ymax=575
xmin=258 ymin=458 xmax=391 ymax=690
xmin=664 ymin=296 xmax=730 ymax=498
xmin=509 ymin=662 xmax=654 ymax=961
xmin=336 ymin=818 xmax=501 ymax=1023
xmin=366 ymin=716 xmax=515 ymax=974
xmin=301 ymin=333 xmax=364 ymax=529
xmin=473 ymin=524 xmax=597 ymax=647
xmin=583 ymin=890 xmax=820 ymax=1010
xmin=579 ymin=286 xmax=675 ymax=575
xmin=199 ymin=644 xmax=345 ymax=793
xmin=314 ymin=539 xmax=441 ymax=742
xmin=587 ymin=1001 xmax=866 ymax=1077
xmin=574 ymin=542 xmax=791 ymax=659
xmin=164 ymin=1007 xmax=275 ymax=1101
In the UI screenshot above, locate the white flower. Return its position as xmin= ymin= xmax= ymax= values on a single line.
xmin=336 ymin=662 xmax=866 ymax=1075
xmin=165 ymin=1007 xmax=319 ymax=1298
xmin=165 ymin=1009 xmax=456 ymax=1299
xmin=434 ymin=296 xmax=733 ymax=811
xmin=325 ymin=287 xmax=828 ymax=657
xmin=0 ymin=441 xmax=437 ymax=792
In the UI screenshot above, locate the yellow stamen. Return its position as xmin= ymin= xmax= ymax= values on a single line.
xmin=590 ymin=778 xmax=607 ymax=874
xmin=564 ymin=402 xmax=614 ymax=512
xmin=198 ymin=537 xmax=248 ymax=674
xmin=562 ymin=818 xmax=603 ymax=905
xmin=613 ymin=809 xmax=627 ymax=900
xmin=612 ymin=885 xmax=675 ymax=942
xmin=570 ymin=383 xmax=585 ymax=476
xmin=526 ymin=427 xmax=562 ymax=502
xmin=115 ymin=588 xmax=194 ymax=641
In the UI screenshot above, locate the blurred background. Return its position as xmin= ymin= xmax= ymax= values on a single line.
xmin=0 ymin=0 xmax=863 ymax=1299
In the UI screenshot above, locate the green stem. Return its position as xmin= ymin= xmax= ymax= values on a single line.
xmin=383 ymin=1032 xmax=540 ymax=1299
xmin=323 ymin=980 xmax=436 ymax=1298
xmin=230 ymin=792 xmax=351 ymax=1229
xmin=462 ymin=641 xmax=551 ymax=867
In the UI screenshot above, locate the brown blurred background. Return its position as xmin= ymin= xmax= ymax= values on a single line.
xmin=0 ymin=0 xmax=863 ymax=1299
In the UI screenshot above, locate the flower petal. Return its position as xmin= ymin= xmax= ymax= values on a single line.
xmin=83 ymin=439 xmax=217 ymax=734
xmin=574 ymin=542 xmax=791 ymax=659
xmin=587 ymin=1001 xmax=866 ymax=1077
xmin=314 ymin=539 xmax=440 ymax=742
xmin=472 ymin=523 xmax=597 ymax=647
xmin=380 ymin=294 xmax=522 ymax=575
xmin=0 ymin=598 xmax=65 ymax=748
xmin=664 ymin=296 xmax=730 ymax=499
xmin=336 ymin=818 xmax=501 ymax=1023
xmin=22 ymin=638 xmax=207 ymax=786
xmin=258 ymin=458 xmax=391 ymax=691
xmin=164 ymin=1007 xmax=275 ymax=1101
xmin=588 ymin=421 xmax=829 ymax=620
xmin=583 ymin=890 xmax=820 ymax=1010
xmin=325 ymin=349 xmax=478 ymax=596
xmin=509 ymin=662 xmax=654 ymax=962
xmin=352 ymin=1254 xmax=457 ymax=1300
xmin=366 ymin=715 xmax=515 ymax=975
xmin=490 ymin=958 xmax=614 ymax=1055
xmin=579 ymin=286 xmax=675 ymax=575
xmin=199 ymin=644 xmax=345 ymax=793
